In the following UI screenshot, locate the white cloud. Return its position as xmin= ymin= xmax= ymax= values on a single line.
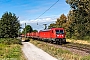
xmin=20 ymin=16 xmax=58 ymax=31
xmin=20 ymin=17 xmax=57 ymax=24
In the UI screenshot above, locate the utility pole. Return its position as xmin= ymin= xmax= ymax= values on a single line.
xmin=43 ymin=24 xmax=47 ymax=30
xmin=18 ymin=28 xmax=19 ymax=37
xmin=25 ymin=23 xmax=26 ymax=38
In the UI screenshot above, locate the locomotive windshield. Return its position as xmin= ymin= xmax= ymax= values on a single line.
xmin=56 ymin=30 xmax=64 ymax=34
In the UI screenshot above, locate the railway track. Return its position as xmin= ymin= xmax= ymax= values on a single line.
xmin=61 ymin=42 xmax=90 ymax=54
xmin=33 ymin=40 xmax=90 ymax=56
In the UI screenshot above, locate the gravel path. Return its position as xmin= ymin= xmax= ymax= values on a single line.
xmin=22 ymin=42 xmax=57 ymax=60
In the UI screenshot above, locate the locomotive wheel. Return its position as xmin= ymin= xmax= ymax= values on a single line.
xmin=56 ymin=41 xmax=60 ymax=45
xmin=48 ymin=40 xmax=50 ymax=43
xmin=51 ymin=40 xmax=53 ymax=44
xmin=59 ymin=40 xmax=62 ymax=45
xmin=56 ymin=41 xmax=62 ymax=45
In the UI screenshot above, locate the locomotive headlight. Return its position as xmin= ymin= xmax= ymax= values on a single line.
xmin=57 ymin=35 xmax=59 ymax=37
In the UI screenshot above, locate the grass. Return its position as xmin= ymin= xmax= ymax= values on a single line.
xmin=29 ymin=39 xmax=90 ymax=60
xmin=0 ymin=38 xmax=26 ymax=60
xmin=67 ymin=39 xmax=90 ymax=45
xmin=81 ymin=55 xmax=90 ymax=60
xmin=0 ymin=38 xmax=22 ymax=45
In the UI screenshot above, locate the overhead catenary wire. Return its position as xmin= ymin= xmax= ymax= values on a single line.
xmin=35 ymin=0 xmax=59 ymax=20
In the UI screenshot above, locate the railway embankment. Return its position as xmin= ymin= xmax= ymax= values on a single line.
xmin=29 ymin=39 xmax=90 ymax=60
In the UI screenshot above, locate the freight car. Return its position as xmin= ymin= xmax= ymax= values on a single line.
xmin=30 ymin=32 xmax=39 ymax=39
xmin=21 ymin=28 xmax=66 ymax=44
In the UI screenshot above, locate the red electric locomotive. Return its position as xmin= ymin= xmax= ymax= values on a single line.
xmin=21 ymin=28 xmax=66 ymax=44
xmin=39 ymin=28 xmax=66 ymax=44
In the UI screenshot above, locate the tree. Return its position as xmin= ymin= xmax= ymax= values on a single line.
xmin=33 ymin=30 xmax=38 ymax=32
xmin=48 ymin=14 xmax=67 ymax=29
xmin=22 ymin=25 xmax=33 ymax=34
xmin=48 ymin=23 xmax=56 ymax=29
xmin=66 ymin=0 xmax=90 ymax=39
xmin=0 ymin=12 xmax=20 ymax=38
xmin=56 ymin=14 xmax=67 ymax=28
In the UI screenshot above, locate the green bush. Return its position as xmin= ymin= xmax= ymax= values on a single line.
xmin=0 ymin=38 xmax=22 ymax=45
xmin=83 ymin=36 xmax=90 ymax=40
xmin=81 ymin=55 xmax=90 ymax=60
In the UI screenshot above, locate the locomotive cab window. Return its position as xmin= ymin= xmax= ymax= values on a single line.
xmin=56 ymin=30 xmax=64 ymax=34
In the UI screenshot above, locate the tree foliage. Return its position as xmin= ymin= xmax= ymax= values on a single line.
xmin=66 ymin=0 xmax=90 ymax=39
xmin=48 ymin=23 xmax=56 ymax=29
xmin=56 ymin=14 xmax=67 ymax=28
xmin=33 ymin=30 xmax=38 ymax=32
xmin=22 ymin=25 xmax=33 ymax=34
xmin=0 ymin=12 xmax=20 ymax=38
xmin=48 ymin=14 xmax=67 ymax=29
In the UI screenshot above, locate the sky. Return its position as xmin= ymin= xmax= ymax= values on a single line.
xmin=0 ymin=0 xmax=71 ymax=31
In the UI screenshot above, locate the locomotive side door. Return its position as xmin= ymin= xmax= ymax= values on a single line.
xmin=50 ymin=30 xmax=54 ymax=39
